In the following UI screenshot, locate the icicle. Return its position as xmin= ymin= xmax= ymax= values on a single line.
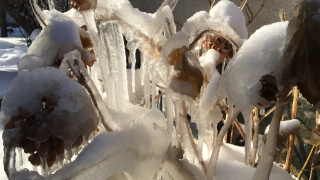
xmin=166 ymin=97 xmax=174 ymax=141
xmin=88 ymin=132 xmax=95 ymax=143
xmin=56 ymin=154 xmax=64 ymax=169
xmin=40 ymin=153 xmax=49 ymax=176
xmin=3 ymin=128 xmax=21 ymax=177
xmin=197 ymin=109 xmax=205 ymax=161
xmin=17 ymin=148 xmax=23 ymax=166
xmin=64 ymin=145 xmax=73 ymax=164
xmin=140 ymin=52 xmax=146 ymax=86
xmin=81 ymin=10 xmax=112 ymax=109
xmin=151 ymin=64 xmax=156 ymax=109
xmin=127 ymin=40 xmax=138 ymax=93
xmin=99 ymin=21 xmax=129 ymax=110
xmin=33 ymin=166 xmax=38 ymax=172
xmin=47 ymin=0 xmax=55 ymax=11
xmin=82 ymin=135 xmax=89 ymax=147
xmin=144 ymin=61 xmax=151 ymax=108
xmin=174 ymin=100 xmax=180 ymax=142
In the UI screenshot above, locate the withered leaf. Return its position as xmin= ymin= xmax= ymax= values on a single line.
xmin=279 ymin=0 xmax=320 ymax=104
xmin=70 ymin=0 xmax=96 ymax=11
xmin=168 ymin=47 xmax=204 ymax=99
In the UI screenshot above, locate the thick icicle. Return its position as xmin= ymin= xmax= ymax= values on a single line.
xmin=166 ymin=97 xmax=174 ymax=142
xmin=197 ymin=110 xmax=205 ymax=161
xmin=151 ymin=64 xmax=157 ymax=109
xmin=3 ymin=128 xmax=21 ymax=178
xmin=80 ymin=10 xmax=112 ymax=107
xmin=126 ymin=40 xmax=138 ymax=93
xmin=143 ymin=61 xmax=151 ymax=108
xmin=40 ymin=153 xmax=49 ymax=176
xmin=174 ymin=100 xmax=180 ymax=142
xmin=17 ymin=148 xmax=23 ymax=166
xmin=99 ymin=21 xmax=129 ymax=110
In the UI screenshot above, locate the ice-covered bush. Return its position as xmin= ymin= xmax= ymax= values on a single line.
xmin=2 ymin=0 xmax=318 ymax=179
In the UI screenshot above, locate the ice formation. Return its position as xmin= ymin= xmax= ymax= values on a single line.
xmin=0 ymin=0 xmax=299 ymax=179
xmin=47 ymin=109 xmax=169 ymax=180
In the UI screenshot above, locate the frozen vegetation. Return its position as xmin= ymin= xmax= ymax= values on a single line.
xmin=2 ymin=0 xmax=319 ymax=179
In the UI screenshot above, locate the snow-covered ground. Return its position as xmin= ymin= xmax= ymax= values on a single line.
xmin=0 ymin=37 xmax=28 ymax=99
xmin=0 ymin=36 xmax=30 ymax=179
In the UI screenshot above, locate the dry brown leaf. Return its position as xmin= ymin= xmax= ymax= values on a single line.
xmin=168 ymin=48 xmax=204 ymax=99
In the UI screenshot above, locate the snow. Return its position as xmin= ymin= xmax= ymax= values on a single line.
xmin=209 ymin=0 xmax=248 ymax=39
xmin=265 ymin=119 xmax=301 ymax=136
xmin=1 ymin=67 xmax=99 ymax=142
xmin=29 ymin=29 xmax=41 ymax=42
xmin=217 ymin=21 xmax=289 ymax=164
xmin=0 ymin=38 xmax=28 ymax=99
xmin=215 ymin=143 xmax=294 ymax=180
xmin=27 ymin=10 xmax=83 ymax=67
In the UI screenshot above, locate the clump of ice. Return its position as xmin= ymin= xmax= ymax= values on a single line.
xmin=27 ymin=10 xmax=83 ymax=67
xmin=1 ymin=67 xmax=98 ymax=145
xmin=209 ymin=0 xmax=248 ymax=39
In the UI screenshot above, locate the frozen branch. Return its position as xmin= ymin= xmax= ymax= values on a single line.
xmin=179 ymin=102 xmax=207 ymax=175
xmin=253 ymin=86 xmax=291 ymax=180
xmin=250 ymin=107 xmax=259 ymax=167
xmin=66 ymin=57 xmax=118 ymax=131
xmin=207 ymin=107 xmax=240 ymax=180
xmin=29 ymin=0 xmax=47 ymax=27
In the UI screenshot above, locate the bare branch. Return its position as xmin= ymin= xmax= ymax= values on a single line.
xmin=246 ymin=0 xmax=266 ymax=26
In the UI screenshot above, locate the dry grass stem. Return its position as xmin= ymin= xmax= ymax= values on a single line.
xmin=309 ymin=145 xmax=319 ymax=180
xmin=297 ymin=145 xmax=316 ymax=179
xmin=285 ymin=86 xmax=299 ymax=172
